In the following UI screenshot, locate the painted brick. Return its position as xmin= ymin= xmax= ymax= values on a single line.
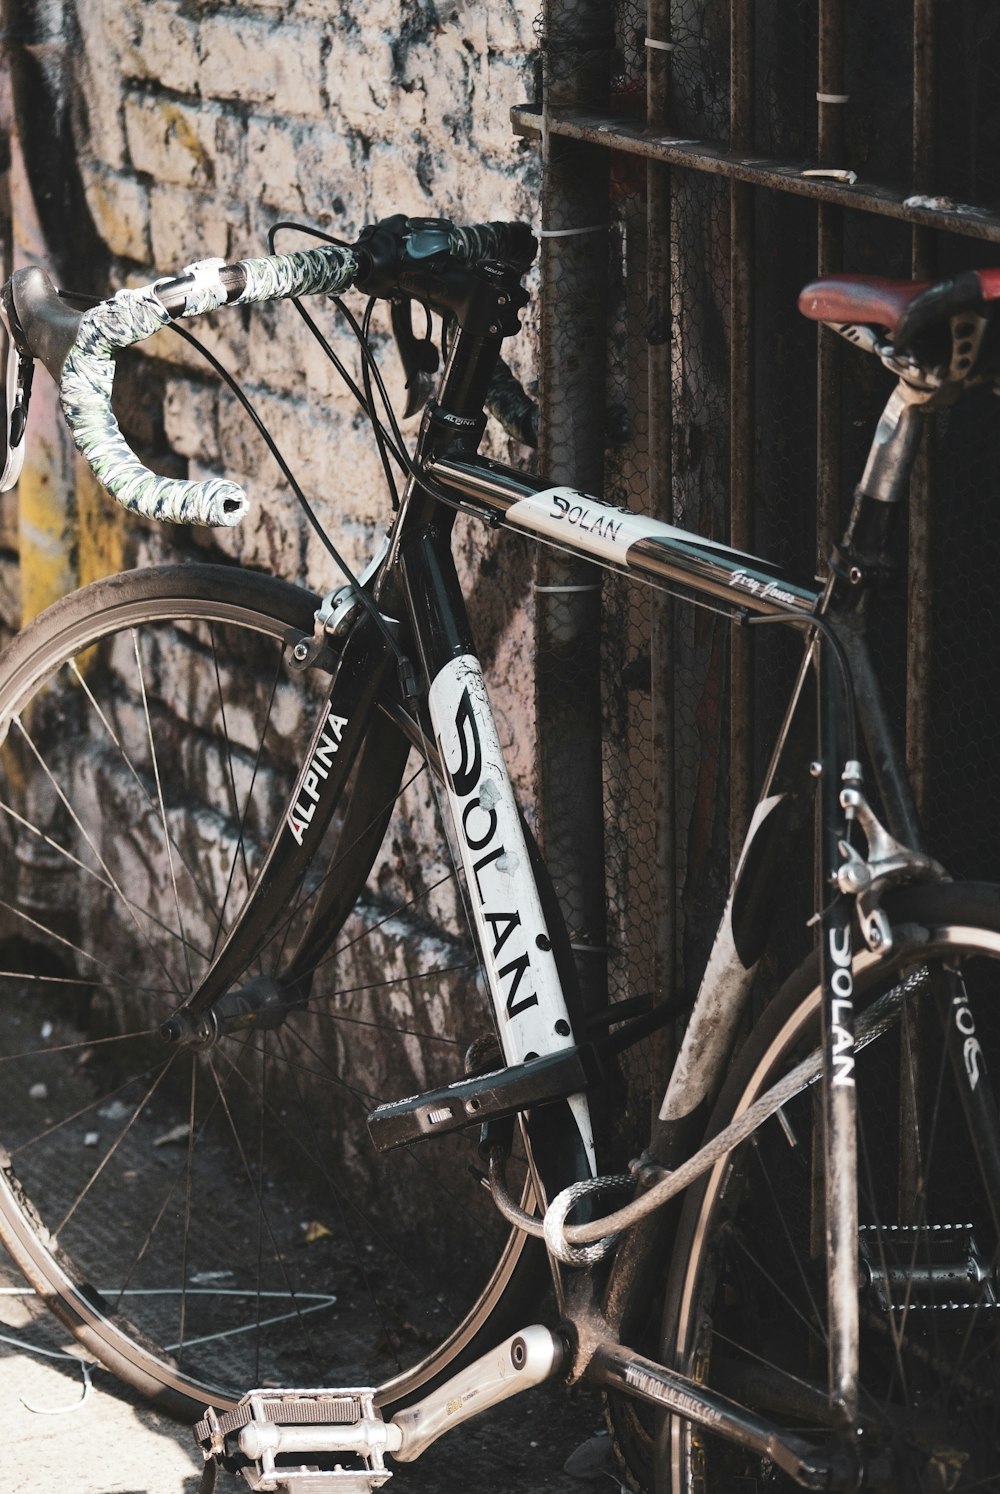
xmin=215 ymin=387 xmax=391 ymax=542
xmin=196 ymin=467 xmax=310 ymax=577
xmin=82 ymin=168 xmax=151 ymax=263
xmin=198 ymin=16 xmax=324 ymax=116
xmin=473 ymin=55 xmax=538 ymax=159
xmin=119 ymin=3 xmax=323 ymax=116
xmin=124 ymin=95 xmax=243 ymax=193
xmin=436 ymin=1 xmax=490 ymax=57
xmin=94 ymin=0 xmax=147 ymax=76
xmin=326 ymin=37 xmax=399 ymax=130
xmin=74 ymin=0 xmax=133 ymax=169
xmin=149 ymin=183 xmax=239 ymax=269
xmin=122 ymin=2 xmax=203 ymax=96
xmin=240 ymin=299 xmax=366 ymax=402
xmin=128 ymin=306 xmax=250 ymax=381
xmin=163 ymin=378 xmax=219 ymax=464
xmin=243 ymin=117 xmax=360 ymax=223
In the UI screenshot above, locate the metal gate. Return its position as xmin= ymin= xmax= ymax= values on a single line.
xmin=517 ymin=0 xmax=1000 ymax=1066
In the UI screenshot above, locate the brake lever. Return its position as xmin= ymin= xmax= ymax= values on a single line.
xmin=390 ymin=298 xmax=439 ymax=418
xmin=0 ymin=299 xmax=33 ymax=493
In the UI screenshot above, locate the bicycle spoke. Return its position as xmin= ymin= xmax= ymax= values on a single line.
xmin=204 ymin=1049 xmax=323 ymax=1367
xmin=178 ymin=1058 xmax=198 ymax=1361
xmin=748 ymin=1127 xmax=827 ymax=1343
xmin=0 ymin=576 xmax=534 ymax=1411
xmin=213 ymin=1032 xmax=451 ymax=1295
xmin=206 ymin=625 xmax=284 ymax=964
xmin=12 ymin=1061 xmax=165 ymax=1155
xmin=670 ymin=912 xmax=1000 ymax=1491
xmin=725 ymin=1210 xmax=829 ymax=1356
xmin=104 ymin=1040 xmax=263 ymax=1322
xmin=56 ymin=1057 xmax=178 ymax=1235
xmin=0 ymin=970 xmax=173 ymax=997
xmin=252 ymin=762 xmax=429 ymax=971
xmin=131 ymin=630 xmax=194 ymax=992
xmin=0 ymin=797 xmax=213 ymax=969
xmin=267 ymin=1025 xmax=407 ymax=1374
xmin=8 ymin=722 xmax=187 ymax=995
xmin=66 ymin=656 xmax=221 ymax=917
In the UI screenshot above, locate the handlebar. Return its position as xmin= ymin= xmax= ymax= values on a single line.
xmin=59 ymin=244 xmax=360 ymax=527
xmin=3 ymin=217 xmax=535 ymax=528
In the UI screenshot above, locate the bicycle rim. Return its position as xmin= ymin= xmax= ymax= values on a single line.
xmin=0 ymin=564 xmax=534 ymax=1419
xmin=663 ymin=883 xmax=1000 ymax=1492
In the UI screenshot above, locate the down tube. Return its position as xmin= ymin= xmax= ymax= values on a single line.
xmin=400 ymin=523 xmax=597 ymax=1194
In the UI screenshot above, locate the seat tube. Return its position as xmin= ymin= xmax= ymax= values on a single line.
xmin=816 ymin=634 xmax=860 ymax=1426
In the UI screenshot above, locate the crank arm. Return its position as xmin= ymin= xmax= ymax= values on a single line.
xmin=195 ymin=1327 xmax=563 ymax=1492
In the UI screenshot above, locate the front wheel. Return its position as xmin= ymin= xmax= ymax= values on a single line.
xmin=0 ymin=564 xmax=544 ymax=1420
xmin=661 ymin=883 xmax=1000 ymax=1492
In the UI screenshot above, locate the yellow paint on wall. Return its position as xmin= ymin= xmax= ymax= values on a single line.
xmin=161 ymin=102 xmax=215 ymax=182
xmin=17 ymin=443 xmax=76 ymax=627
xmin=77 ymin=456 xmax=126 ymax=589
xmin=14 ymin=364 xmax=77 ymax=628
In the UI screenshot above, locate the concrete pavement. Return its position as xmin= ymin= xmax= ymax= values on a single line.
xmin=0 ymin=1251 xmax=616 ymax=1494
xmin=0 ymin=1278 xmax=203 ymax=1494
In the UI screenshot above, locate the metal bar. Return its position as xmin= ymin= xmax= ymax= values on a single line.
xmin=817 ymin=0 xmax=846 ymax=168
xmin=510 ymin=106 xmax=1000 ymax=244
xmin=837 ymin=619 xmax=922 ymax=849
xmin=646 ymin=0 xmax=677 ymax=1023
xmin=907 ymin=0 xmax=936 ymax=828
xmin=817 ymin=652 xmax=859 ymax=1426
xmin=425 ymin=454 xmax=822 ymax=616
xmin=815 ymin=0 xmax=845 ymax=568
xmin=535 ymin=0 xmax=612 ymax=1023
xmin=729 ymin=0 xmax=755 ymax=865
xmin=900 ymin=0 xmax=937 ymax=1231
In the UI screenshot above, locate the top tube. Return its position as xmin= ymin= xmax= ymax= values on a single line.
xmin=427 ymin=454 xmax=821 ymax=619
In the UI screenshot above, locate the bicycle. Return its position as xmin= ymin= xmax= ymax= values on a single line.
xmin=0 ymin=214 xmax=997 ymax=1493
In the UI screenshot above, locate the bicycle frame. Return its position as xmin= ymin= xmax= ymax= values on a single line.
xmin=175 ymin=302 xmax=1000 ymax=1485
xmin=420 ymin=449 xmax=879 ymax=1432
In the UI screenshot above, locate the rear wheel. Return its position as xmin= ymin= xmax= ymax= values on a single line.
xmin=661 ymin=883 xmax=1000 ymax=1491
xmin=0 ymin=564 xmax=542 ymax=1419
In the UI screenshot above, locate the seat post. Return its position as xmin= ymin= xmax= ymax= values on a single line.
xmin=855 ymin=381 xmax=928 ymax=506
xmin=831 ymin=381 xmax=931 ymax=604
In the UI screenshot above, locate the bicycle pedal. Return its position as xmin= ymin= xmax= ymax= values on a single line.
xmin=195 ymin=1387 xmax=399 ymax=1493
xmin=859 ymin=1222 xmax=999 ymax=1312
xmin=366 ymin=1044 xmax=596 ymax=1151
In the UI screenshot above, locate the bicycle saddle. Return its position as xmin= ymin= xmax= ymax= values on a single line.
xmin=798 ymin=267 xmax=1000 ymax=372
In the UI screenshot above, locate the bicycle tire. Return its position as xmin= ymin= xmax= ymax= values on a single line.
xmin=658 ymin=881 xmax=1000 ymax=1492
xmin=0 ymin=563 xmax=545 ymax=1421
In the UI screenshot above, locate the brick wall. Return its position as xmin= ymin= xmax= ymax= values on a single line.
xmin=2 ymin=0 xmax=546 ymax=790
xmin=5 ymin=0 xmax=541 ymax=683
xmin=0 ymin=0 xmax=545 ymax=1205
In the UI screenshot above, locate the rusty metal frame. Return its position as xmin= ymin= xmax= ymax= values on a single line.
xmin=519 ymin=0 xmax=996 ymax=1001
xmin=514 ymin=103 xmax=1000 ymax=247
